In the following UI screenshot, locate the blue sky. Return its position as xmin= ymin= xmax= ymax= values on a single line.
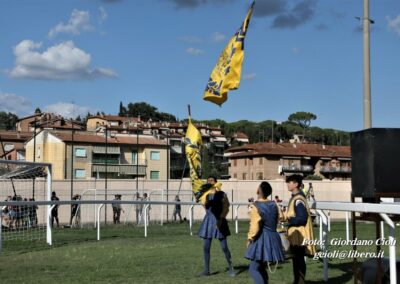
xmin=0 ymin=0 xmax=399 ymax=131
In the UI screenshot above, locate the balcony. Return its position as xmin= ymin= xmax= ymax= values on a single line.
xmin=92 ymin=158 xmax=120 ymax=164
xmin=281 ymin=165 xmax=314 ymax=173
xmin=320 ymin=166 xmax=351 ymax=174
xmin=92 ymin=163 xmax=147 ymax=176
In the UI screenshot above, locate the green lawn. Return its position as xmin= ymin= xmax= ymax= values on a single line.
xmin=0 ymin=221 xmax=398 ymax=283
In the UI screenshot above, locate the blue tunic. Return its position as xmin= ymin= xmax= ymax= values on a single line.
xmin=245 ymin=201 xmax=285 ymax=263
xmin=198 ymin=191 xmax=231 ymax=239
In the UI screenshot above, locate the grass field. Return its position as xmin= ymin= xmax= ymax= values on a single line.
xmin=0 ymin=221 xmax=398 ymax=283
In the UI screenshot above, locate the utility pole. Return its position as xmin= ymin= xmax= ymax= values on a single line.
xmin=136 ymin=124 xmax=139 ymax=195
xmin=105 ymin=125 xmax=108 ymax=224
xmin=363 ymin=0 xmax=372 ymax=129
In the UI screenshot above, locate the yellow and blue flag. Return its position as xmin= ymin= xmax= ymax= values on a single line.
xmin=184 ymin=118 xmax=204 ymax=197
xmin=203 ymin=1 xmax=255 ymax=106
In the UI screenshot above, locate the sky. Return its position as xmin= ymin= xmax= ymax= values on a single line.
xmin=0 ymin=0 xmax=399 ymax=132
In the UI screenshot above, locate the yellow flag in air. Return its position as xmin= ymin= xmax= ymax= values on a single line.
xmin=203 ymin=1 xmax=254 ymax=106
xmin=184 ymin=118 xmax=203 ymax=197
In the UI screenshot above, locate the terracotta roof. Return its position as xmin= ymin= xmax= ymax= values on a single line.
xmin=17 ymin=113 xmax=42 ymax=122
xmin=88 ymin=115 xmax=140 ymax=123
xmin=232 ymin=132 xmax=249 ymax=139
xmin=0 ymin=131 xmax=33 ymax=142
xmin=226 ymin=142 xmax=351 ymax=159
xmin=52 ymin=132 xmax=167 ymax=146
xmin=210 ymin=133 xmax=225 ymax=138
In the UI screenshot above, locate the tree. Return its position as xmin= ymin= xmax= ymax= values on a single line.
xmin=125 ymin=102 xmax=176 ymax=122
xmin=0 ymin=112 xmax=19 ymax=130
xmin=288 ymin=112 xmax=317 ymax=141
xmin=119 ymin=102 xmax=127 ymax=116
xmin=34 ymin=107 xmax=42 ymax=114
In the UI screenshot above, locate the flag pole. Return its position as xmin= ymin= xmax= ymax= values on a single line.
xmin=187 ymin=104 xmax=191 ymax=118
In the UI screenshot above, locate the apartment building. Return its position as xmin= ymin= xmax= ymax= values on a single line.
xmin=0 ymin=131 xmax=33 ymax=160
xmin=226 ymin=142 xmax=351 ymax=180
xmin=25 ymin=130 xmax=168 ymax=180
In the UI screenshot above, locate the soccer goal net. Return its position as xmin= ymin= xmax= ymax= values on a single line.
xmin=0 ymin=160 xmax=51 ymax=242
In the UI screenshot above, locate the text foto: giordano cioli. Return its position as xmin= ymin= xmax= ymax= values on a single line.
xmin=302 ymin=238 xmax=397 ymax=246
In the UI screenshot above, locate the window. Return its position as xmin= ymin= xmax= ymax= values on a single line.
xmin=244 ymin=159 xmax=247 ymax=166
xmin=259 ymin=158 xmax=263 ymax=165
xmin=233 ymin=159 xmax=237 ymax=167
xmin=150 ymin=171 xmax=160 ymax=180
xmin=242 ymin=173 xmax=247 ymax=180
xmin=233 ymin=173 xmax=237 ymax=179
xmin=132 ymin=151 xmax=138 ymax=164
xmin=150 ymin=151 xmax=160 ymax=160
xmin=75 ymin=148 xmax=87 ymax=157
xmin=75 ymin=169 xmax=86 ymax=179
xmin=257 ymin=172 xmax=263 ymax=180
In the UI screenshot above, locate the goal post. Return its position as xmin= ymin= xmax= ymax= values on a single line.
xmin=0 ymin=159 xmax=52 ymax=247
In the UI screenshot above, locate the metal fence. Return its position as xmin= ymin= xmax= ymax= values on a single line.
xmin=0 ymin=199 xmax=399 ymax=284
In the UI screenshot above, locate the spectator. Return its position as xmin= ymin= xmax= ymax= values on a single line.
xmin=112 ymin=194 xmax=124 ymax=224
xmin=173 ymin=195 xmax=182 ymax=222
xmin=51 ymin=191 xmax=60 ymax=228
xmin=274 ymin=195 xmax=282 ymax=203
xmin=135 ymin=193 xmax=142 ymax=225
xmin=303 ymin=182 xmax=316 ymax=202
xmin=71 ymin=194 xmax=81 ymax=227
xmin=28 ymin=198 xmax=38 ymax=228
xmin=142 ymin=193 xmax=151 ymax=224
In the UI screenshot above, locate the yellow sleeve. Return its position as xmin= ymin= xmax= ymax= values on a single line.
xmin=220 ymin=193 xmax=230 ymax=218
xmin=247 ymin=204 xmax=261 ymax=241
xmin=276 ymin=202 xmax=286 ymax=222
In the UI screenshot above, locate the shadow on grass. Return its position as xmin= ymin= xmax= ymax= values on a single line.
xmin=307 ymin=260 xmax=354 ymax=284
xmin=233 ymin=264 xmax=249 ymax=276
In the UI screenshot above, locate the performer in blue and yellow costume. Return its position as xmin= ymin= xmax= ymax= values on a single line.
xmin=284 ymin=174 xmax=315 ymax=284
xmin=246 ymin=181 xmax=285 ymax=284
xmin=197 ymin=176 xmax=235 ymax=277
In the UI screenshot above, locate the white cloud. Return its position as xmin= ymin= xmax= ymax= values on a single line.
xmin=178 ymin=35 xmax=203 ymax=43
xmin=186 ymin=47 xmax=204 ymax=56
xmin=44 ymin=102 xmax=94 ymax=119
xmin=387 ymin=15 xmax=400 ymax=35
xmin=243 ymin=73 xmax=256 ymax=80
xmin=211 ymin=32 xmax=226 ymax=43
xmin=99 ymin=6 xmax=108 ymax=22
xmin=0 ymin=93 xmax=32 ymax=116
xmin=48 ymin=9 xmax=94 ymax=38
xmin=8 ymin=40 xmax=117 ymax=80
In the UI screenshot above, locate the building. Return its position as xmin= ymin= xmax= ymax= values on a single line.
xmin=226 ymin=142 xmax=351 ymax=180
xmin=86 ymin=115 xmax=140 ymax=132
xmin=17 ymin=113 xmax=83 ymax=133
xmin=86 ymin=115 xmax=230 ymax=179
xmin=25 ymin=130 xmax=168 ymax=180
xmin=229 ymin=132 xmax=250 ymax=146
xmin=0 ymin=131 xmax=33 ymax=161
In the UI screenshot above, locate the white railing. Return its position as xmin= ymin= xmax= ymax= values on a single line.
xmin=0 ymin=199 xmax=399 ymax=283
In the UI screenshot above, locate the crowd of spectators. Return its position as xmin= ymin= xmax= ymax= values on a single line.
xmin=1 ymin=195 xmax=38 ymax=230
